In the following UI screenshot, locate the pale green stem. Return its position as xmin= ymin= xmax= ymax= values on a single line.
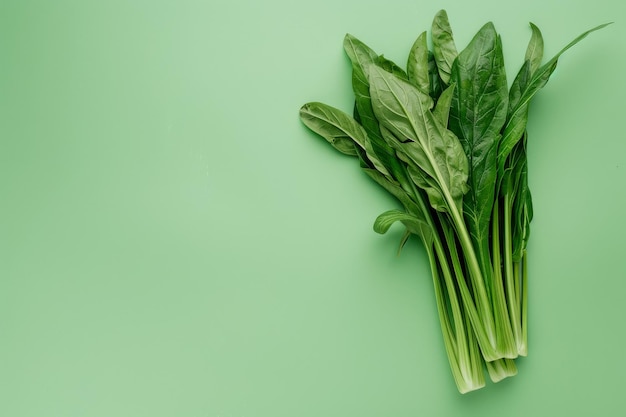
xmin=495 ymin=196 xmax=519 ymax=358
xmin=520 ymin=250 xmax=529 ymax=356
xmin=444 ymin=198 xmax=497 ymax=352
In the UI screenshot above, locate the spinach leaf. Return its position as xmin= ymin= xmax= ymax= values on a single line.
xmin=299 ymin=102 xmax=361 ymax=156
xmin=497 ymin=22 xmax=611 ymax=172
xmin=448 ymin=22 xmax=508 ymax=280
xmin=508 ymin=137 xmax=532 ymax=262
xmin=407 ymin=31 xmax=430 ymax=93
xmin=300 ymin=102 xmax=393 ymax=175
xmin=427 ymin=51 xmax=444 ymax=100
xmin=343 ymin=34 xmax=414 ymax=192
xmin=432 ymin=10 xmax=458 ymax=85
xmin=343 ymin=34 xmax=382 ymax=144
xmin=433 ymin=83 xmax=455 ymax=126
xmin=367 ymin=65 xmax=468 ymax=212
xmin=525 ymin=23 xmax=544 ymax=75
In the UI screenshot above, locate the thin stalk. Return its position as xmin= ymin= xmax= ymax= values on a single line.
xmin=433 ymin=237 xmax=471 ymax=383
xmin=440 ymin=217 xmax=499 ymax=361
xmin=465 ymin=307 xmax=486 ymax=389
xmin=406 ymin=181 xmax=484 ymax=392
xmin=404 ymin=178 xmax=500 ymax=361
xmin=448 ymin=239 xmax=485 ymax=389
xmin=502 ymin=192 xmax=522 ymax=354
xmin=514 ymin=261 xmax=521 ymax=327
xmin=425 ymin=244 xmax=466 ymax=391
xmin=434 ymin=218 xmax=485 ymax=392
xmin=520 ymin=249 xmax=528 ymax=356
xmin=491 ymin=199 xmax=518 ymax=359
xmin=444 ymin=196 xmax=497 ymax=351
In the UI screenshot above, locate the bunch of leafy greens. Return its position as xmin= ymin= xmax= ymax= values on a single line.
xmin=299 ymin=10 xmax=609 ymax=393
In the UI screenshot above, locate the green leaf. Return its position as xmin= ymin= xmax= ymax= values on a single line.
xmin=367 ymin=65 xmax=468 ymax=213
xmin=407 ymin=31 xmax=430 ymax=93
xmin=373 ymin=209 xmax=431 ymax=244
xmin=508 ymin=137 xmax=532 ymax=261
xmin=343 ymin=34 xmax=382 ymax=144
xmin=299 ymin=102 xmax=361 ymax=156
xmin=497 ymin=22 xmax=611 ymax=172
xmin=427 ymin=52 xmax=444 ymax=100
xmin=433 ymin=83 xmax=455 ymax=126
xmin=499 ymin=23 xmax=542 ymax=177
xmin=525 ymin=23 xmax=544 ymax=75
xmin=343 ymin=34 xmax=410 ymax=184
xmin=508 ymin=60 xmax=531 ymax=119
xmin=376 ymin=55 xmax=409 ymax=80
xmin=449 ymin=23 xmax=509 ymax=270
xmin=432 ymin=10 xmax=458 ymax=85
xmin=300 ymin=102 xmax=393 ymax=176
xmin=508 ymin=24 xmax=542 ymax=113
xmin=405 ymin=161 xmax=447 ymax=212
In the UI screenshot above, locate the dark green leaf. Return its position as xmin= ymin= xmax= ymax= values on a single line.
xmin=407 ymin=31 xmax=430 ymax=93
xmin=427 ymin=52 xmax=444 ymax=100
xmin=343 ymin=34 xmax=382 ymax=143
xmin=498 ymin=22 xmax=611 ymax=172
xmin=525 ymin=23 xmax=544 ymax=75
xmin=432 ymin=10 xmax=458 ymax=85
xmin=343 ymin=34 xmax=410 ymax=184
xmin=433 ymin=83 xmax=455 ymax=126
xmin=508 ymin=137 xmax=532 ymax=261
xmin=508 ymin=60 xmax=531 ymax=118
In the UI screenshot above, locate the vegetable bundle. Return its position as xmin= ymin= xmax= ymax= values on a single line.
xmin=299 ymin=10 xmax=609 ymax=393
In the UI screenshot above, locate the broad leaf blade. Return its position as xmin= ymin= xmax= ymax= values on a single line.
xmin=508 ymin=60 xmax=531 ymax=119
xmin=299 ymin=102 xmax=363 ymax=156
xmin=343 ymin=34 xmax=411 ymax=185
xmin=427 ymin=52 xmax=444 ymax=99
xmin=367 ymin=65 xmax=468 ymax=212
xmin=407 ymin=31 xmax=430 ymax=93
xmin=525 ymin=23 xmax=544 ymax=75
xmin=432 ymin=10 xmax=458 ymax=85
xmin=343 ymin=34 xmax=381 ymax=142
xmin=433 ymin=83 xmax=455 ymax=126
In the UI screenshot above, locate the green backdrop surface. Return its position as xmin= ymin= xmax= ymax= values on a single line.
xmin=1 ymin=0 xmax=625 ymax=416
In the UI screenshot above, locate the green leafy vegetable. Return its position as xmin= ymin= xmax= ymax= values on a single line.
xmin=299 ymin=10 xmax=610 ymax=393
xmin=431 ymin=10 xmax=458 ymax=85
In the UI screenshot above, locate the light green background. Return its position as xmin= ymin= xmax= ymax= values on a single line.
xmin=1 ymin=0 xmax=625 ymax=416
